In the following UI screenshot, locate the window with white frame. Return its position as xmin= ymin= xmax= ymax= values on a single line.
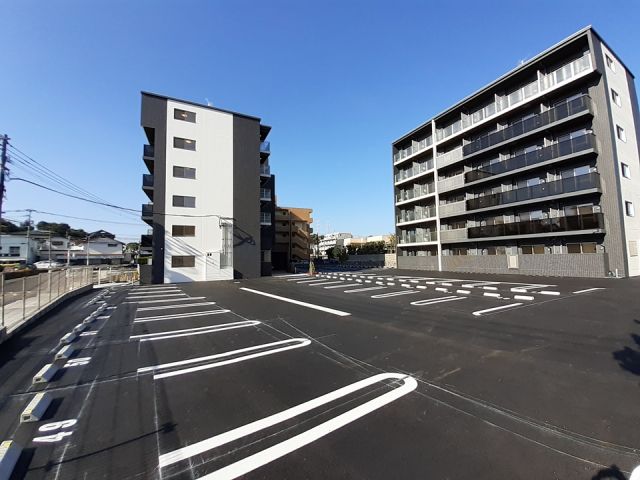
xmin=616 ymin=125 xmax=626 ymax=142
xmin=625 ymin=201 xmax=635 ymax=217
xmin=611 ymin=88 xmax=621 ymax=107
xmin=621 ymin=162 xmax=631 ymax=179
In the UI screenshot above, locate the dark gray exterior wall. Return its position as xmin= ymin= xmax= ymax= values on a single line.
xmin=260 ymin=174 xmax=275 ymax=276
xmin=141 ymin=94 xmax=167 ymax=284
xmin=232 ymin=116 xmax=261 ymax=279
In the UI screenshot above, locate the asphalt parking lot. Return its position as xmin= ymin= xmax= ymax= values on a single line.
xmin=0 ymin=269 xmax=639 ymax=479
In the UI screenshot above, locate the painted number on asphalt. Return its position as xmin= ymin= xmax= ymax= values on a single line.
xmin=38 ymin=419 xmax=77 ymax=432
xmin=33 ymin=431 xmax=73 ymax=443
xmin=65 ymin=357 xmax=91 ymax=367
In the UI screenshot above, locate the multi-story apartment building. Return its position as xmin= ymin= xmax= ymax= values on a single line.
xmin=272 ymin=206 xmax=313 ymax=270
xmin=140 ymin=91 xmax=275 ymax=283
xmin=392 ymin=27 xmax=640 ymax=278
xmin=317 ymin=232 xmax=352 ymax=257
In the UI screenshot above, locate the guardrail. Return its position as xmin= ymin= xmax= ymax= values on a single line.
xmin=0 ymin=266 xmax=138 ymax=337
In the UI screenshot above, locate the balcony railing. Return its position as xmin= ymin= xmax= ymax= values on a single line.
xmin=396 ymin=205 xmax=437 ymax=224
xmin=438 ymin=201 xmax=466 ymax=217
xmin=438 ymin=173 xmax=465 ymax=193
xmin=395 ymin=183 xmax=435 ymax=203
xmin=394 ymin=159 xmax=434 ymax=183
xmin=399 ymin=230 xmax=437 ymax=244
xmin=468 ymin=212 xmax=604 ymax=239
xmin=260 ymin=188 xmax=272 ymax=200
xmin=260 ymin=212 xmax=272 ymax=225
xmin=142 ymin=174 xmax=154 ymax=188
xmin=141 ymin=234 xmax=152 ymax=248
xmin=436 ymin=146 xmax=464 ymax=169
xmin=463 ymin=95 xmax=592 ymax=157
xmin=260 ymin=164 xmax=271 ymax=176
xmin=440 ymin=228 xmax=469 ymax=243
xmin=466 ymin=172 xmax=601 ymax=211
xmin=143 ymin=144 xmax=154 ymax=158
xmin=465 ymin=134 xmax=596 ymax=184
xmin=260 ymin=141 xmax=270 ymax=154
xmin=142 ymin=204 xmax=153 ymax=217
xmin=393 ymin=136 xmax=433 ymax=163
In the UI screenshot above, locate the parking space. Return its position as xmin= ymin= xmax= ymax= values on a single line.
xmin=0 ymin=273 xmax=638 ymax=479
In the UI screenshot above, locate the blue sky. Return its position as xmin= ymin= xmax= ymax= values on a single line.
xmin=1 ymin=0 xmax=639 ymax=241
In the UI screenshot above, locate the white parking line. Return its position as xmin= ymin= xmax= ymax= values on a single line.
xmin=276 ymin=273 xmax=308 ymax=278
xmin=472 ymin=303 xmax=523 ymax=316
xmin=307 ymin=280 xmax=343 ymax=287
xmin=572 ymin=287 xmax=604 ymax=294
xmin=371 ymin=290 xmax=419 ymax=299
xmin=131 ymin=321 xmax=260 ymax=341
xmin=146 ymin=338 xmax=312 ymax=379
xmin=127 ymin=293 xmax=187 ymax=300
xmin=133 ymin=310 xmax=231 ymax=323
xmin=158 ymin=373 xmax=416 ymax=475
xmin=296 ymin=279 xmax=328 ymax=284
xmin=538 ymin=291 xmax=561 ymax=296
xmin=137 ymin=302 xmax=217 ymax=311
xmin=410 ymin=296 xmax=466 ymax=306
xmin=343 ymin=286 xmax=386 ymax=293
xmin=124 ymin=297 xmax=206 ymax=304
xmin=132 ymin=288 xmax=179 ymax=294
xmin=287 ymin=277 xmax=312 ymax=282
xmin=325 ymin=283 xmax=360 ymax=289
xmin=240 ymin=288 xmax=350 ymax=316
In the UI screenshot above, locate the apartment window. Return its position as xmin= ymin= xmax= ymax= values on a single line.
xmin=616 ymin=125 xmax=626 ymax=142
xmin=107 ymin=243 xmax=118 ymax=247
xmin=611 ymin=89 xmax=622 ymax=107
xmin=625 ymin=201 xmax=635 ymax=217
xmin=174 ymin=137 xmax=196 ymax=151
xmin=605 ymin=54 xmax=615 ymax=72
xmin=9 ymin=246 xmax=20 ymax=255
xmin=621 ymin=163 xmax=631 ymax=179
xmin=174 ymin=108 xmax=196 ymax=123
xmin=173 ymin=166 xmax=196 ymax=179
xmin=567 ymin=242 xmax=597 ymax=254
xmin=173 ymin=195 xmax=196 ymax=208
xmin=521 ymin=245 xmax=545 ymax=255
xmin=51 ymin=241 xmax=63 ymax=246
xmin=172 ymin=225 xmax=196 ymax=237
xmin=220 ymin=221 xmax=233 ymax=268
xmin=171 ymin=255 xmax=195 ymax=268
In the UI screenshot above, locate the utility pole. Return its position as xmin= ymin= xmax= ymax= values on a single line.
xmin=66 ymin=233 xmax=71 ymax=267
xmin=86 ymin=234 xmax=90 ymax=266
xmin=25 ymin=209 xmax=34 ymax=264
xmin=0 ymin=135 xmax=8 ymax=220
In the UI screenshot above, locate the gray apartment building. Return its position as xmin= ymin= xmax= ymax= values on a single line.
xmin=392 ymin=27 xmax=640 ymax=278
xmin=140 ymin=91 xmax=275 ymax=283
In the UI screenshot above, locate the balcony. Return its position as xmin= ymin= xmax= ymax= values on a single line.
xmin=260 ymin=164 xmax=271 ymax=177
xmin=465 ymin=134 xmax=596 ymax=184
xmin=141 ymin=234 xmax=152 ymax=248
xmin=466 ymin=172 xmax=601 ymax=211
xmin=440 ymin=228 xmax=469 ymax=243
xmin=260 ymin=212 xmax=272 ymax=226
xmin=393 ymin=136 xmax=433 ymax=165
xmin=394 ymin=159 xmax=434 ymax=185
xmin=463 ymin=95 xmax=592 ymax=158
xmin=396 ymin=206 xmax=437 ymax=225
xmin=142 ymin=204 xmax=153 ymax=225
xmin=142 ymin=174 xmax=154 ymax=200
xmin=260 ymin=188 xmax=272 ymax=201
xmin=260 ymin=141 xmax=270 ymax=155
xmin=468 ymin=212 xmax=605 ymax=239
xmin=438 ymin=173 xmax=465 ymax=193
xmin=438 ymin=201 xmax=467 ymax=218
xmin=395 ymin=183 xmax=435 ymax=205
xmin=436 ymin=146 xmax=464 ymax=169
xmin=143 ymin=144 xmax=154 ymax=158
xmin=399 ymin=230 xmax=438 ymax=245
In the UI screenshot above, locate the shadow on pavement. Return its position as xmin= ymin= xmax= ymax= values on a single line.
xmin=612 ymin=320 xmax=640 ymax=378
xmin=591 ymin=464 xmax=628 ymax=479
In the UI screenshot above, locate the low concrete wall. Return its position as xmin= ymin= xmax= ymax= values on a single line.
xmin=397 ymin=255 xmax=439 ymax=270
xmin=385 ymin=254 xmax=397 ymax=268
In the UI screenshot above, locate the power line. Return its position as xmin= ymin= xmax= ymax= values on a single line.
xmin=4 ymin=209 xmax=144 ymax=226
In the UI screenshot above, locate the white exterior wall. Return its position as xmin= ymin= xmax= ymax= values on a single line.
xmin=163 ymin=100 xmax=235 ymax=283
xmin=0 ymin=235 xmax=38 ymax=263
xmin=601 ymin=44 xmax=640 ymax=276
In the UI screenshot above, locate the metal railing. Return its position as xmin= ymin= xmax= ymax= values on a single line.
xmin=438 ymin=200 xmax=467 ymax=217
xmin=393 ymin=136 xmax=433 ymax=163
xmin=260 ymin=164 xmax=271 ymax=176
xmin=260 ymin=141 xmax=270 ymax=153
xmin=142 ymin=204 xmax=153 ymax=217
xmin=143 ymin=144 xmax=155 ymax=157
xmin=463 ymin=95 xmax=592 ymax=157
xmin=399 ymin=230 xmax=438 ymax=244
xmin=260 ymin=188 xmax=272 ymax=200
xmin=143 ymin=174 xmax=154 ymax=187
xmin=0 ymin=267 xmax=138 ymax=336
xmin=438 ymin=173 xmax=465 ymax=193
xmin=394 ymin=159 xmax=434 ymax=183
xmin=436 ymin=146 xmax=464 ymax=169
xmin=396 ymin=205 xmax=437 ymax=224
xmin=465 ymin=134 xmax=596 ymax=183
xmin=440 ymin=228 xmax=469 ymax=243
xmin=395 ymin=183 xmax=435 ymax=203
xmin=468 ymin=213 xmax=604 ymax=239
xmin=466 ymin=172 xmax=601 ymax=211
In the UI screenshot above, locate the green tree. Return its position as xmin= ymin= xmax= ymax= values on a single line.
xmin=325 ymin=247 xmax=335 ymax=259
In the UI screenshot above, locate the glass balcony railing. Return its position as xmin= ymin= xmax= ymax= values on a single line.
xmin=466 ymin=172 xmax=601 ymax=211
xmin=465 ymin=134 xmax=596 ymax=183
xmin=438 ymin=201 xmax=466 ymax=217
xmin=260 ymin=188 xmax=272 ymax=200
xmin=394 ymin=159 xmax=434 ymax=183
xmin=468 ymin=212 xmax=604 ymax=239
xmin=393 ymin=136 xmax=433 ymax=163
xmin=395 ymin=183 xmax=435 ymax=203
xmin=142 ymin=204 xmax=153 ymax=217
xmin=143 ymin=144 xmax=154 ymax=158
xmin=399 ymin=230 xmax=437 ymax=244
xmin=260 ymin=164 xmax=271 ymax=176
xmin=260 ymin=212 xmax=272 ymax=225
xmin=396 ymin=206 xmax=437 ymax=224
xmin=142 ymin=174 xmax=154 ymax=188
xmin=463 ymin=95 xmax=592 ymax=157
xmin=260 ymin=141 xmax=270 ymax=154
xmin=439 ymin=228 xmax=469 ymax=243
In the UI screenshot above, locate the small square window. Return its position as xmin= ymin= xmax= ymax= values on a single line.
xmin=611 ymin=89 xmax=621 ymax=107
xmin=625 ymin=201 xmax=635 ymax=217
xmin=616 ymin=125 xmax=626 ymax=142
xmin=567 ymin=243 xmax=581 ymax=254
xmin=621 ymin=163 xmax=631 ymax=179
xmin=605 ymin=54 xmax=615 ymax=72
